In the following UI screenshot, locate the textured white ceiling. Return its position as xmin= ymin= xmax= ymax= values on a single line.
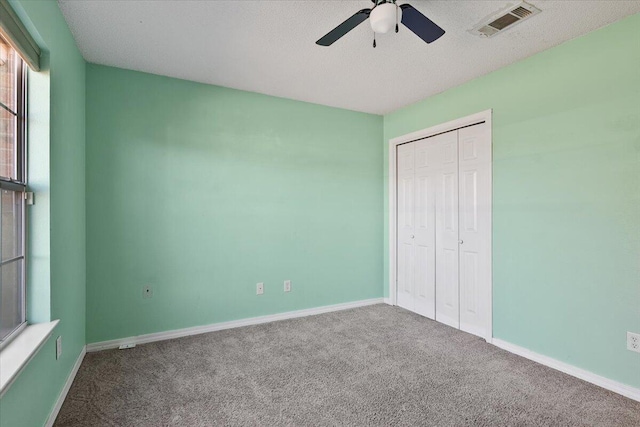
xmin=58 ymin=1 xmax=640 ymax=115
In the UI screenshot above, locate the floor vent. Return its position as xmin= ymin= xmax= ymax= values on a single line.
xmin=470 ymin=1 xmax=541 ymax=38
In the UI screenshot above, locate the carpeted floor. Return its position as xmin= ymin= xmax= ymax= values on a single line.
xmin=55 ymin=304 xmax=640 ymax=426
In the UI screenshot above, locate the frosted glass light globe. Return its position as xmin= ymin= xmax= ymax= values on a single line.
xmin=370 ymin=3 xmax=401 ymax=34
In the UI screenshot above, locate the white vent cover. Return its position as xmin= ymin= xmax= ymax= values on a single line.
xmin=470 ymin=1 xmax=541 ymax=38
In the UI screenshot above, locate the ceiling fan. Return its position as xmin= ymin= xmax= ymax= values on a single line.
xmin=316 ymin=0 xmax=445 ymax=48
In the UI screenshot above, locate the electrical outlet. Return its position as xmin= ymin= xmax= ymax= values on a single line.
xmin=56 ymin=336 xmax=62 ymax=359
xmin=628 ymin=332 xmax=640 ymax=353
xmin=119 ymin=343 xmax=136 ymax=350
xmin=284 ymin=280 xmax=291 ymax=292
xmin=256 ymin=282 xmax=264 ymax=295
xmin=142 ymin=285 xmax=153 ymax=299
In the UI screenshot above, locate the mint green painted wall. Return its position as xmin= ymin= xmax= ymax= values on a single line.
xmin=0 ymin=1 xmax=86 ymax=427
xmin=26 ymin=57 xmax=51 ymax=324
xmin=0 ymin=5 xmax=635 ymax=425
xmin=383 ymin=14 xmax=640 ymax=388
xmin=85 ymin=65 xmax=383 ymax=343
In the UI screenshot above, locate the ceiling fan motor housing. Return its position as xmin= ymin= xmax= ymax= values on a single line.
xmin=370 ymin=2 xmax=402 ymax=34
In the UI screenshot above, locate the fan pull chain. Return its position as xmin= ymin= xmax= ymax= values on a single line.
xmin=373 ymin=33 xmax=376 ymax=48
xmin=395 ymin=4 xmax=399 ymax=33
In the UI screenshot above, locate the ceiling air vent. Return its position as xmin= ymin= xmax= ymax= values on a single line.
xmin=470 ymin=1 xmax=541 ymax=38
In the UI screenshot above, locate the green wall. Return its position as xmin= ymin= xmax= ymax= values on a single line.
xmin=85 ymin=65 xmax=383 ymax=343
xmin=383 ymin=14 xmax=640 ymax=388
xmin=0 ymin=1 xmax=86 ymax=427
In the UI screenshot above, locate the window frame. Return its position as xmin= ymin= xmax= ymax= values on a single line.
xmin=0 ymin=41 xmax=27 ymax=349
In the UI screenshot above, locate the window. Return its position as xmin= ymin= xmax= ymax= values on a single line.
xmin=0 ymin=35 xmax=26 ymax=345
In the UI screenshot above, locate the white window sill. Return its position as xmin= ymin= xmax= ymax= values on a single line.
xmin=0 ymin=320 xmax=59 ymax=397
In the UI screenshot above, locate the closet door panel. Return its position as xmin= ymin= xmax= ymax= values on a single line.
xmin=458 ymin=123 xmax=491 ymax=338
xmin=435 ymin=132 xmax=460 ymax=329
xmin=413 ymin=140 xmax=437 ymax=319
xmin=396 ymin=143 xmax=415 ymax=311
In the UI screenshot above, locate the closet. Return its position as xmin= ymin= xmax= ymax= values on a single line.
xmin=396 ymin=121 xmax=491 ymax=339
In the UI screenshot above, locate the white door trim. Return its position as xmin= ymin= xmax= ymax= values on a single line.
xmin=388 ymin=109 xmax=493 ymax=341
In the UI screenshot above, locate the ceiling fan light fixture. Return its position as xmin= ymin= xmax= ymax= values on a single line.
xmin=370 ymin=2 xmax=401 ymax=34
xmin=315 ymin=1 xmax=444 ymax=47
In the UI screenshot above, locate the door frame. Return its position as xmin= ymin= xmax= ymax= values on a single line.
xmin=388 ymin=109 xmax=493 ymax=342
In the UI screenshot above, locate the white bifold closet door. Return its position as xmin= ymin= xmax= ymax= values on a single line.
xmin=396 ymin=122 xmax=491 ymax=339
xmin=434 ymin=131 xmax=460 ymax=329
xmin=396 ymin=139 xmax=437 ymax=318
xmin=457 ymin=124 xmax=491 ymax=337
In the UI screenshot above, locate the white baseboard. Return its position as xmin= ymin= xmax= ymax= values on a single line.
xmin=383 ymin=297 xmax=393 ymax=305
xmin=87 ymin=298 xmax=384 ymax=352
xmin=492 ymin=338 xmax=640 ymax=402
xmin=45 ymin=345 xmax=86 ymax=427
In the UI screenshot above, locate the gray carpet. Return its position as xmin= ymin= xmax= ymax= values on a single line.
xmin=55 ymin=305 xmax=640 ymax=426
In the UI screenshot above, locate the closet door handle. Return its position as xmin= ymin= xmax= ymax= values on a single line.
xmin=458 ymin=239 xmax=464 ymax=244
xmin=411 ymin=235 xmax=415 ymax=239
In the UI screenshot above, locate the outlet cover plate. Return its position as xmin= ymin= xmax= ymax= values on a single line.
xmin=56 ymin=336 xmax=62 ymax=359
xmin=284 ymin=280 xmax=291 ymax=292
xmin=627 ymin=332 xmax=640 ymax=353
xmin=256 ymin=282 xmax=264 ymax=295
